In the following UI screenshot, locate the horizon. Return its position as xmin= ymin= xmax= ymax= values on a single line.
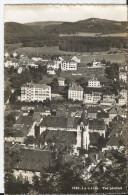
xmin=4 ymin=5 xmax=127 ymax=23
xmin=4 ymin=17 xmax=127 ymax=24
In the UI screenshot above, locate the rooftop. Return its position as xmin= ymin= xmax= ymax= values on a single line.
xmin=22 ymin=82 xmax=51 ymax=89
xmin=69 ymin=83 xmax=83 ymax=91
xmin=88 ymin=106 xmax=103 ymax=113
xmin=14 ymin=149 xmax=51 ymax=172
xmin=89 ymin=119 xmax=105 ymax=130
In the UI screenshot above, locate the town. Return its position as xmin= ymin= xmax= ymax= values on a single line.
xmin=4 ymin=50 xmax=127 ymax=193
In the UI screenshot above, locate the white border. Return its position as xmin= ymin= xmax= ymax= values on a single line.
xmin=0 ymin=0 xmax=127 ymax=193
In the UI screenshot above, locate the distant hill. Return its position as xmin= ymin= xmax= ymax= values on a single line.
xmin=43 ymin=18 xmax=126 ymax=34
xmin=25 ymin=21 xmax=64 ymax=28
xmin=4 ymin=18 xmax=127 ymax=51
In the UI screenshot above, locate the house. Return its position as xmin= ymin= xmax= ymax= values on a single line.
xmin=88 ymin=119 xmax=106 ymax=137
xmin=34 ymin=106 xmax=51 ymax=117
xmin=100 ymin=94 xmax=116 ymax=106
xmin=47 ymin=67 xmax=56 ymax=75
xmin=92 ymin=58 xmax=101 ymax=67
xmin=4 ymin=60 xmax=19 ymax=68
xmin=32 ymin=57 xmax=42 ymax=61
xmin=21 ymin=83 xmax=51 ymax=102
xmin=119 ymin=72 xmax=127 ymax=83
xmin=47 ymin=60 xmax=60 ymax=70
xmin=87 ymin=106 xmax=103 ymax=119
xmin=88 ymin=77 xmax=101 ymax=88
xmin=4 ymin=52 xmax=10 ymax=58
xmin=17 ymin=67 xmax=23 ymax=74
xmin=84 ymin=92 xmax=102 ymax=103
xmin=118 ymin=96 xmax=127 ymax=106
xmin=97 ymin=111 xmax=109 ymax=125
xmin=20 ymin=53 xmax=29 ymax=59
xmin=61 ymin=60 xmax=77 ymax=71
xmin=108 ymin=105 xmax=127 ymax=121
xmin=13 ymin=52 xmax=18 ymax=58
xmin=13 ymin=149 xmax=51 ymax=183
xmin=58 ymin=77 xmax=65 ymax=86
xmin=71 ymin=55 xmax=81 ymax=63
xmin=68 ymin=83 xmax=83 ymax=101
xmin=106 ymin=134 xmax=125 ymax=150
xmin=119 ymin=89 xmax=127 ymax=98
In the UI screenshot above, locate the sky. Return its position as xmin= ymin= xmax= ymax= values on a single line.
xmin=4 ymin=5 xmax=127 ymax=23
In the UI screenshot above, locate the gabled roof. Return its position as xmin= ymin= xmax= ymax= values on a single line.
xmin=15 ymin=116 xmax=33 ymax=126
xmin=89 ymin=119 xmax=105 ymax=130
xmin=108 ymin=105 xmax=126 ymax=115
xmin=97 ymin=112 xmax=109 ymax=119
xmin=14 ymin=149 xmax=51 ymax=172
xmin=34 ymin=106 xmax=50 ymax=113
xmin=69 ymin=83 xmax=83 ymax=91
xmin=87 ymin=106 xmax=103 ymax=113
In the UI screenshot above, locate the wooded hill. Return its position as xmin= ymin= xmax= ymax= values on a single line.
xmin=5 ymin=18 xmax=127 ymax=52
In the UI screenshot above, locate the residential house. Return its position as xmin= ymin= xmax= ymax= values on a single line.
xmin=71 ymin=55 xmax=81 ymax=63
xmin=108 ymin=105 xmax=127 ymax=121
xmin=17 ymin=67 xmax=23 ymax=74
xmin=32 ymin=57 xmax=42 ymax=61
xmin=119 ymin=72 xmax=127 ymax=83
xmin=92 ymin=58 xmax=101 ymax=67
xmin=13 ymin=149 xmax=51 ymax=184
xmin=100 ymin=94 xmax=116 ymax=106
xmin=118 ymin=96 xmax=127 ymax=106
xmin=97 ymin=111 xmax=109 ymax=125
xmin=84 ymin=92 xmax=102 ymax=103
xmin=88 ymin=77 xmax=101 ymax=88
xmin=34 ymin=106 xmax=51 ymax=117
xmin=58 ymin=77 xmax=65 ymax=86
xmin=13 ymin=52 xmax=18 ymax=58
xmin=61 ymin=60 xmax=77 ymax=71
xmin=68 ymin=83 xmax=83 ymax=101
xmin=47 ymin=67 xmax=56 ymax=75
xmin=87 ymin=106 xmax=103 ymax=119
xmin=21 ymin=83 xmax=51 ymax=102
xmin=4 ymin=52 xmax=10 ymax=58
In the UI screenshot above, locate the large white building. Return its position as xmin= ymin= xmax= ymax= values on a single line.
xmin=21 ymin=83 xmax=51 ymax=102
xmin=61 ymin=60 xmax=77 ymax=71
xmin=88 ymin=77 xmax=101 ymax=88
xmin=84 ymin=92 xmax=102 ymax=103
xmin=68 ymin=83 xmax=83 ymax=101
xmin=119 ymin=72 xmax=127 ymax=83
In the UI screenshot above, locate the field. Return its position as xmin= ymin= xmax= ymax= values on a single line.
xmin=5 ymin=44 xmax=126 ymax=64
xmin=59 ymin=33 xmax=127 ymax=37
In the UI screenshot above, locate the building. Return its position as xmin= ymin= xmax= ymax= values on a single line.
xmin=88 ymin=77 xmax=101 ymax=88
xmin=13 ymin=52 xmax=18 ymax=58
xmin=119 ymin=89 xmax=127 ymax=98
xmin=21 ymin=83 xmax=51 ymax=102
xmin=68 ymin=83 xmax=83 ymax=101
xmin=4 ymin=60 xmax=19 ymax=68
xmin=17 ymin=67 xmax=23 ymax=74
xmin=47 ymin=67 xmax=56 ymax=75
xmin=71 ymin=55 xmax=81 ymax=63
xmin=100 ymin=94 xmax=116 ymax=106
xmin=84 ymin=92 xmax=102 ymax=103
xmin=108 ymin=105 xmax=127 ymax=121
xmin=118 ymin=96 xmax=127 ymax=106
xmin=13 ymin=149 xmax=51 ymax=184
xmin=58 ymin=77 xmax=65 ymax=86
xmin=119 ymin=72 xmax=127 ymax=83
xmin=92 ymin=58 xmax=101 ymax=67
xmin=4 ymin=52 xmax=10 ymax=58
xmin=87 ymin=106 xmax=103 ymax=119
xmin=61 ymin=60 xmax=77 ymax=71
xmin=47 ymin=60 xmax=60 ymax=70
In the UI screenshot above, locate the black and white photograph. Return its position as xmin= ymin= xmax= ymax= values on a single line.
xmin=4 ymin=3 xmax=127 ymax=194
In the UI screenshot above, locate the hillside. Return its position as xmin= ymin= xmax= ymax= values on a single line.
xmin=43 ymin=18 xmax=126 ymax=34
xmin=4 ymin=18 xmax=127 ymax=51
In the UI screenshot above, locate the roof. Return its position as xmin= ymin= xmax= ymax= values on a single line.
xmin=107 ymin=135 xmax=123 ymax=147
xmin=97 ymin=112 xmax=109 ymax=119
xmin=34 ymin=106 xmax=50 ymax=113
xmin=15 ymin=116 xmax=33 ymax=126
xmin=45 ymin=130 xmax=77 ymax=145
xmin=88 ymin=77 xmax=99 ymax=82
xmin=89 ymin=119 xmax=105 ymax=130
xmin=22 ymin=82 xmax=51 ymax=89
xmin=69 ymin=83 xmax=83 ymax=91
xmin=14 ymin=149 xmax=51 ymax=172
xmin=108 ymin=105 xmax=126 ymax=115
xmin=13 ymin=124 xmax=28 ymax=137
xmin=88 ymin=106 xmax=103 ymax=113
xmin=58 ymin=77 xmax=65 ymax=81
xmin=40 ymin=116 xmax=79 ymax=129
